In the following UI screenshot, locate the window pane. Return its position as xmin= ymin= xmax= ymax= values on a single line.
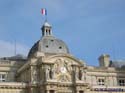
xmin=2 ymin=75 xmax=5 ymax=78
xmin=118 ymin=79 xmax=125 ymax=86
xmin=2 ymin=80 xmax=5 ymax=82
xmin=98 ymin=79 xmax=105 ymax=86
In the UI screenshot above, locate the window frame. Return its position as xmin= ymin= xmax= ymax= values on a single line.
xmin=97 ymin=78 xmax=105 ymax=86
xmin=0 ymin=74 xmax=6 ymax=82
xmin=118 ymin=79 xmax=125 ymax=86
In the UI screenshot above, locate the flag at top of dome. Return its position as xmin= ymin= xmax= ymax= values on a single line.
xmin=41 ymin=8 xmax=47 ymax=15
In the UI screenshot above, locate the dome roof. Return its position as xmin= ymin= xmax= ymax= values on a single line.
xmin=43 ymin=21 xmax=51 ymax=27
xmin=28 ymin=36 xmax=69 ymax=58
xmin=28 ymin=21 xmax=69 ymax=58
xmin=39 ymin=36 xmax=69 ymax=53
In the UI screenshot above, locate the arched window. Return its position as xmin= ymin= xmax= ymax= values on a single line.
xmin=46 ymin=29 xmax=48 ymax=35
xmin=49 ymin=29 xmax=51 ymax=35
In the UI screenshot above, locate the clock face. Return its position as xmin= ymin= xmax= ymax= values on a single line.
xmin=60 ymin=67 xmax=67 ymax=73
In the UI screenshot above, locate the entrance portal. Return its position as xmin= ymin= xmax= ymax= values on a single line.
xmin=50 ymin=90 xmax=55 ymax=93
xmin=79 ymin=91 xmax=84 ymax=93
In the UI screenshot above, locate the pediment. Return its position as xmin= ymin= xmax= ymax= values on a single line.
xmin=43 ymin=54 xmax=86 ymax=82
xmin=43 ymin=54 xmax=85 ymax=66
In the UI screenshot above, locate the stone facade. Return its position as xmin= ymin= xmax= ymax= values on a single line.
xmin=0 ymin=22 xmax=125 ymax=93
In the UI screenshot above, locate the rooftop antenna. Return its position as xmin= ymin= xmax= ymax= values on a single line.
xmin=112 ymin=42 xmax=116 ymax=61
xmin=14 ymin=39 xmax=17 ymax=56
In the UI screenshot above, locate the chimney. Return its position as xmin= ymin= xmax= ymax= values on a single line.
xmin=98 ymin=54 xmax=110 ymax=67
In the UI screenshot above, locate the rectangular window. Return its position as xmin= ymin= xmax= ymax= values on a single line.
xmin=98 ymin=79 xmax=105 ymax=86
xmin=0 ymin=74 xmax=6 ymax=82
xmin=118 ymin=79 xmax=125 ymax=86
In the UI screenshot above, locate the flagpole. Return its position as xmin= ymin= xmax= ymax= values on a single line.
xmin=45 ymin=14 xmax=47 ymax=22
xmin=14 ymin=39 xmax=17 ymax=56
xmin=45 ymin=8 xmax=47 ymax=22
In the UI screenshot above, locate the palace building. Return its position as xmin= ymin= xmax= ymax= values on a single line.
xmin=0 ymin=21 xmax=125 ymax=93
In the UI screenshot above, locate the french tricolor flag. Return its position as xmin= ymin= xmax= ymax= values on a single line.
xmin=41 ymin=8 xmax=47 ymax=15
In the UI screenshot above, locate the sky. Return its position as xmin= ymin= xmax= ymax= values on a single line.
xmin=0 ymin=0 xmax=125 ymax=66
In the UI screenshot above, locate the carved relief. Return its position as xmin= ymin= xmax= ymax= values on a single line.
xmin=53 ymin=58 xmax=72 ymax=82
xmin=58 ymin=74 xmax=70 ymax=82
xmin=44 ymin=57 xmax=85 ymax=82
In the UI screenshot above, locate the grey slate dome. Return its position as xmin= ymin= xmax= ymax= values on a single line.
xmin=28 ymin=22 xmax=69 ymax=58
xmin=43 ymin=21 xmax=51 ymax=27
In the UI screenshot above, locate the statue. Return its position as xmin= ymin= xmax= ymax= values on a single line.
xmin=79 ymin=69 xmax=82 ymax=80
xmin=49 ymin=69 xmax=53 ymax=79
xmin=46 ymin=68 xmax=50 ymax=79
xmin=75 ymin=68 xmax=79 ymax=80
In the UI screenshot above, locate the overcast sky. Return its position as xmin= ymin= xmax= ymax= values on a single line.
xmin=0 ymin=0 xmax=125 ymax=66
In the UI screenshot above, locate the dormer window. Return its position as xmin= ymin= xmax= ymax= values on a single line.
xmin=51 ymin=40 xmax=54 ymax=42
xmin=46 ymin=45 xmax=49 ymax=48
xmin=59 ymin=46 xmax=62 ymax=49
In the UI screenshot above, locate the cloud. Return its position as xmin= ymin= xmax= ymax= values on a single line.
xmin=0 ymin=40 xmax=29 ymax=57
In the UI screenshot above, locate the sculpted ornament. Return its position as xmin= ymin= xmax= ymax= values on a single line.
xmin=58 ymin=74 xmax=70 ymax=82
xmin=54 ymin=59 xmax=72 ymax=82
xmin=32 ymin=66 xmax=38 ymax=81
xmin=46 ymin=67 xmax=50 ymax=79
xmin=46 ymin=66 xmax=54 ymax=80
xmin=60 ymin=66 xmax=67 ymax=73
xmin=75 ymin=68 xmax=83 ymax=80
